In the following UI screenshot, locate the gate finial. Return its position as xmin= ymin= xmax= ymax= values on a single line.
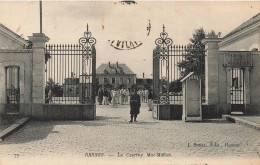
xmin=155 ymin=24 xmax=173 ymax=59
xmin=79 ymin=23 xmax=96 ymax=60
xmin=163 ymin=24 xmax=165 ymax=33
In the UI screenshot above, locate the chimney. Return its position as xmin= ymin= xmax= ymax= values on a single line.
xmin=108 ymin=61 xmax=110 ymax=67
xmin=116 ymin=61 xmax=118 ymax=67
xmin=143 ymin=72 xmax=144 ymax=78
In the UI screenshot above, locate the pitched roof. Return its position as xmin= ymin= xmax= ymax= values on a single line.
xmin=96 ymin=63 xmax=135 ymax=75
xmin=224 ymin=12 xmax=260 ymax=39
xmin=0 ymin=23 xmax=28 ymax=45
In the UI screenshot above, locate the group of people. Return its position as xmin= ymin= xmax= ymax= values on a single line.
xmin=137 ymin=89 xmax=150 ymax=103
xmin=97 ymin=87 xmax=153 ymax=122
xmin=97 ymin=88 xmax=130 ymax=106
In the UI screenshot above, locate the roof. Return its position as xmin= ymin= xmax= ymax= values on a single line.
xmin=0 ymin=23 xmax=28 ymax=45
xmin=224 ymin=12 xmax=260 ymax=39
xmin=96 ymin=63 xmax=135 ymax=75
xmin=180 ymin=72 xmax=194 ymax=82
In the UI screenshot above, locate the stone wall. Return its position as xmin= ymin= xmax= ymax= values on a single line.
xmin=248 ymin=52 xmax=260 ymax=114
xmin=0 ymin=31 xmax=97 ymax=120
xmin=42 ymin=104 xmax=95 ymax=120
xmin=0 ymin=50 xmax=32 ymax=115
xmin=203 ymin=35 xmax=260 ymax=116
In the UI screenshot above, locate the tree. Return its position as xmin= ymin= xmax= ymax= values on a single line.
xmin=169 ymin=79 xmax=182 ymax=93
xmin=178 ymin=28 xmax=216 ymax=77
xmin=177 ymin=28 xmax=215 ymax=96
xmin=144 ymin=82 xmax=152 ymax=90
xmin=45 ymin=78 xmax=63 ymax=98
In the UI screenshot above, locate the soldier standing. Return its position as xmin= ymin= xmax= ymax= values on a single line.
xmin=129 ymin=88 xmax=141 ymax=122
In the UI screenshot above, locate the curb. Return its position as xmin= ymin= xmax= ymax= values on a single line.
xmin=223 ymin=115 xmax=260 ymax=131
xmin=0 ymin=117 xmax=30 ymax=141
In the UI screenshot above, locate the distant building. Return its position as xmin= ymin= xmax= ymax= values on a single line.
xmin=63 ymin=77 xmax=79 ymax=97
xmin=219 ymin=12 xmax=260 ymax=51
xmin=96 ymin=62 xmax=136 ymax=89
xmin=136 ymin=73 xmax=152 ymax=89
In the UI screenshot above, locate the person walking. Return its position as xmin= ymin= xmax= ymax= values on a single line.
xmin=108 ymin=89 xmax=112 ymax=104
xmin=121 ymin=88 xmax=126 ymax=105
xmin=129 ymin=88 xmax=141 ymax=122
xmin=116 ymin=89 xmax=120 ymax=104
xmin=142 ymin=89 xmax=145 ymax=103
xmin=103 ymin=88 xmax=109 ymax=105
xmin=137 ymin=89 xmax=142 ymax=103
xmin=97 ymin=88 xmax=103 ymax=105
xmin=48 ymin=89 xmax=53 ymax=104
xmin=144 ymin=88 xmax=149 ymax=103
xmin=125 ymin=88 xmax=129 ymax=104
xmin=111 ymin=88 xmax=117 ymax=107
xmin=148 ymin=89 xmax=153 ymax=111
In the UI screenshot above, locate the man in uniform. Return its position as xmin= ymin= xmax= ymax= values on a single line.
xmin=129 ymin=88 xmax=141 ymax=122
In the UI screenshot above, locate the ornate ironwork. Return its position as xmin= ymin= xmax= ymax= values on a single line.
xmin=79 ymin=24 xmax=96 ymax=60
xmin=155 ymin=25 xmax=173 ymax=60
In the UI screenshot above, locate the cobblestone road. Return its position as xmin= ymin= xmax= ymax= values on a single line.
xmin=0 ymin=103 xmax=260 ymax=163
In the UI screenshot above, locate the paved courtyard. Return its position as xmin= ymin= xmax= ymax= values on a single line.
xmin=0 ymin=103 xmax=260 ymax=163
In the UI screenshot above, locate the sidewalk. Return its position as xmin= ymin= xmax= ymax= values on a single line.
xmin=223 ymin=115 xmax=260 ymax=131
xmin=0 ymin=117 xmax=30 ymax=141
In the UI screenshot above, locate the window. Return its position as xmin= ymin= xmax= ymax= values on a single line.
xmin=112 ymin=78 xmax=115 ymax=84
xmin=6 ymin=66 xmax=20 ymax=104
xmin=128 ymin=78 xmax=131 ymax=83
xmin=104 ymin=78 xmax=108 ymax=83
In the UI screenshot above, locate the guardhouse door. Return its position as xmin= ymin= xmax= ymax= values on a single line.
xmin=231 ymin=68 xmax=244 ymax=113
xmin=186 ymin=79 xmax=201 ymax=118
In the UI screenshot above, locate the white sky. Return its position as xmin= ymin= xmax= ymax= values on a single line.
xmin=0 ymin=1 xmax=259 ymax=78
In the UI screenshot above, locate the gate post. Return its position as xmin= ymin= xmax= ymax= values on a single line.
xmin=202 ymin=35 xmax=222 ymax=117
xmin=152 ymin=46 xmax=160 ymax=119
xmin=153 ymin=46 xmax=160 ymax=101
xmin=244 ymin=67 xmax=251 ymax=114
xmin=225 ymin=67 xmax=232 ymax=114
xmin=28 ymin=33 xmax=49 ymax=119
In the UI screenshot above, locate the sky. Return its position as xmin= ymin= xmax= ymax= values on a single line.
xmin=0 ymin=1 xmax=259 ymax=78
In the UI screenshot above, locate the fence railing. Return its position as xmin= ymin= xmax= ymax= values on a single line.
xmin=45 ymin=44 xmax=95 ymax=104
xmin=155 ymin=44 xmax=205 ymax=104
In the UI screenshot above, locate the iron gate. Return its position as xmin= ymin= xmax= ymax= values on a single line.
xmin=45 ymin=25 xmax=96 ymax=104
xmin=231 ymin=68 xmax=244 ymax=112
xmin=6 ymin=66 xmax=20 ymax=112
xmin=153 ymin=25 xmax=205 ymax=105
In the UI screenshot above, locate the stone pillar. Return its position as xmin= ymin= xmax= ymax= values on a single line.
xmin=244 ymin=67 xmax=251 ymax=114
xmin=225 ymin=67 xmax=232 ymax=114
xmin=153 ymin=46 xmax=160 ymax=101
xmin=202 ymin=35 xmax=222 ymax=116
xmin=28 ymin=33 xmax=49 ymax=119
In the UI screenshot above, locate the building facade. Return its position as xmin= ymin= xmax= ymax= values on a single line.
xmin=203 ymin=12 xmax=260 ymax=116
xmin=0 ymin=23 xmax=49 ymax=118
xmin=96 ymin=62 xmax=136 ymax=89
